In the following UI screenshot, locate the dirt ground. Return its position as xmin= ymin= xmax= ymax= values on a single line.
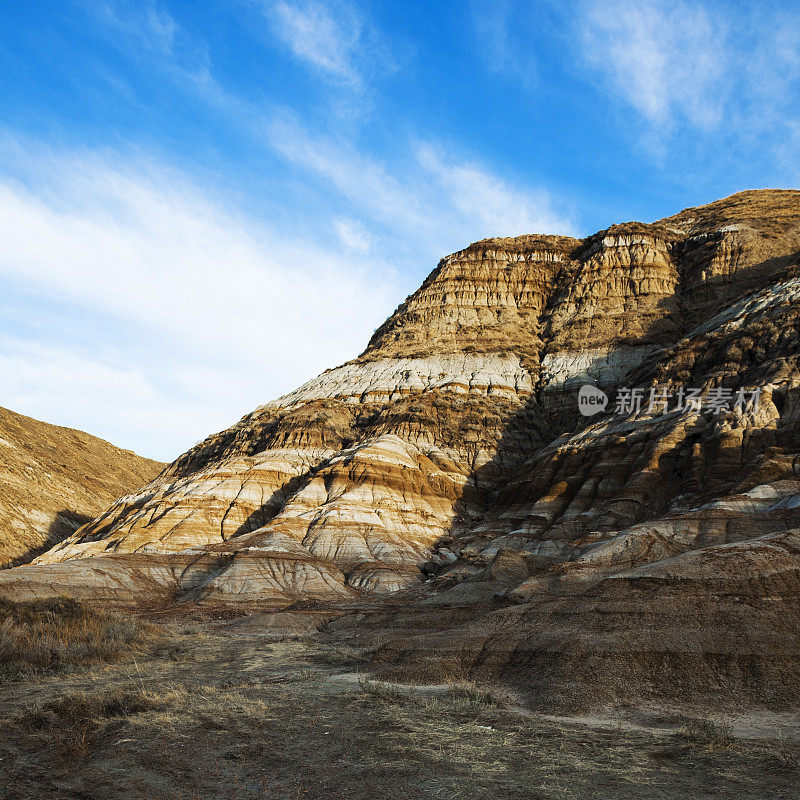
xmin=1 ymin=619 xmax=799 ymax=800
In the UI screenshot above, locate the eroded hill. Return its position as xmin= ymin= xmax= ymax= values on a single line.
xmin=3 ymin=189 xmax=800 ymax=709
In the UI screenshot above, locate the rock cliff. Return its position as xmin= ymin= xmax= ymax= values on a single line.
xmin=0 ymin=407 xmax=163 ymax=567
xmin=3 ymin=189 xmax=800 ymax=708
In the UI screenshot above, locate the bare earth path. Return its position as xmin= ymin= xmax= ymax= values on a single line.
xmin=1 ymin=621 xmax=799 ymax=800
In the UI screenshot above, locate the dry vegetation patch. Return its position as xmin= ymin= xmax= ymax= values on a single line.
xmin=678 ymin=718 xmax=734 ymax=750
xmin=0 ymin=597 xmax=160 ymax=679
xmin=1 ymin=630 xmax=799 ymax=799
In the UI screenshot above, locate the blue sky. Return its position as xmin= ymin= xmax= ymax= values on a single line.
xmin=0 ymin=0 xmax=798 ymax=460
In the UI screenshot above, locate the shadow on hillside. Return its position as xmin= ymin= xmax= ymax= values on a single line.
xmin=3 ymin=510 xmax=93 ymax=569
xmin=446 ymin=243 xmax=800 ymax=562
xmin=675 ymin=245 xmax=800 ymax=332
xmin=420 ymin=240 xmax=800 ymax=586
xmin=231 ymin=469 xmax=319 ymax=539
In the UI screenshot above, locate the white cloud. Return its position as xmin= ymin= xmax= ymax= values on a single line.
xmin=471 ymin=0 xmax=800 ymax=167
xmin=581 ymin=0 xmax=725 ymax=129
xmin=266 ymin=113 xmax=427 ymax=231
xmin=0 ymin=338 xmax=206 ymax=459
xmin=0 ymin=3 xmax=578 ymax=463
xmin=334 ymin=217 xmax=373 ymax=252
xmin=416 ymin=144 xmax=574 ymax=237
xmin=84 ymin=2 xmax=575 ymax=248
xmin=0 ymin=133 xmax=575 ymax=461
xmin=267 ymin=0 xmax=359 ymax=80
xmin=267 ymin=113 xmax=576 ymax=251
xmin=262 ymin=0 xmax=392 ymax=87
xmin=579 ymin=0 xmax=800 ymax=136
xmin=88 ymin=0 xmax=180 ymax=58
xmin=82 ymin=0 xmax=211 ymax=87
xmin=469 ymin=0 xmax=545 ymax=89
xmin=0 ymin=140 xmax=399 ymax=460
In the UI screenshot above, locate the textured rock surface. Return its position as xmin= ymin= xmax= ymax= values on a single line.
xmin=0 ymin=407 xmax=163 ymax=567
xmin=3 ymin=189 xmax=800 ymax=709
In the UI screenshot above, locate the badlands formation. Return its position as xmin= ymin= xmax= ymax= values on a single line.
xmin=3 ymin=188 xmax=800 ymax=707
xmin=0 ymin=406 xmax=162 ymax=568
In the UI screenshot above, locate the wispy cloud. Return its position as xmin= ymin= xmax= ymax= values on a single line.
xmin=260 ymin=0 xmax=393 ymax=88
xmin=1 ymin=1 xmax=579 ymax=461
xmin=0 ymin=138 xmax=399 ymax=459
xmin=81 ymin=0 xmax=212 ymax=88
xmin=579 ymin=0 xmax=800 ymax=136
xmin=88 ymin=0 xmax=182 ymax=59
xmin=0 ymin=130 xmax=573 ymax=459
xmin=267 ymin=112 xmax=576 ymax=250
xmin=471 ymin=0 xmax=800 ymax=169
xmin=416 ymin=144 xmax=573 ymax=237
xmin=265 ymin=112 xmax=427 ymax=230
xmin=469 ymin=0 xmax=547 ymax=88
xmin=581 ymin=1 xmax=726 ymax=129
xmin=0 ymin=337 xmax=207 ymax=459
xmin=85 ymin=1 xmax=575 ymax=248
xmin=334 ymin=217 xmax=373 ymax=252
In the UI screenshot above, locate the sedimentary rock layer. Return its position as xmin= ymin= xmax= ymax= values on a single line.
xmin=3 ymin=189 xmax=800 ymax=709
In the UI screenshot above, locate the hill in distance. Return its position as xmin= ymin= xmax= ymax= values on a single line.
xmin=0 ymin=406 xmax=163 ymax=567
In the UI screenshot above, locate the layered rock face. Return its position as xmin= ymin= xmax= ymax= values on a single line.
xmin=0 ymin=407 xmax=162 ymax=567
xmin=3 ymin=189 xmax=800 ymax=708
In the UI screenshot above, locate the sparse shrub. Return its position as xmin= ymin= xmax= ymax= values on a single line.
xmin=678 ymin=718 xmax=733 ymax=748
xmin=26 ymin=686 xmax=157 ymax=729
xmin=157 ymin=640 xmax=196 ymax=662
xmin=20 ymin=685 xmax=168 ymax=762
xmin=765 ymin=734 xmax=800 ymax=769
xmin=359 ymin=679 xmax=408 ymax=702
xmin=447 ymin=683 xmax=500 ymax=710
xmin=0 ymin=596 xmax=160 ymax=679
xmin=306 ymin=644 xmax=367 ymax=667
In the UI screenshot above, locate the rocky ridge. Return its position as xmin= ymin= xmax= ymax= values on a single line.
xmin=2 ymin=189 xmax=800 ymax=708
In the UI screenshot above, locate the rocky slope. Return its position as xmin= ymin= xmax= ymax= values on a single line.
xmin=0 ymin=407 xmax=163 ymax=567
xmin=2 ymin=189 xmax=799 ymax=708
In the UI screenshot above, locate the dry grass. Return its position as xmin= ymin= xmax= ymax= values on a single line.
xmin=305 ymin=643 xmax=369 ymax=667
xmin=0 ymin=596 xmax=160 ymax=679
xmin=358 ymin=678 xmax=409 ymax=702
xmin=447 ymin=683 xmax=500 ymax=709
xmin=1 ymin=632 xmax=799 ymax=799
xmin=22 ymin=684 xmax=180 ymax=730
xmin=678 ymin=718 xmax=734 ymax=749
xmin=14 ymin=684 xmax=189 ymax=765
xmin=765 ymin=733 xmax=800 ymax=770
